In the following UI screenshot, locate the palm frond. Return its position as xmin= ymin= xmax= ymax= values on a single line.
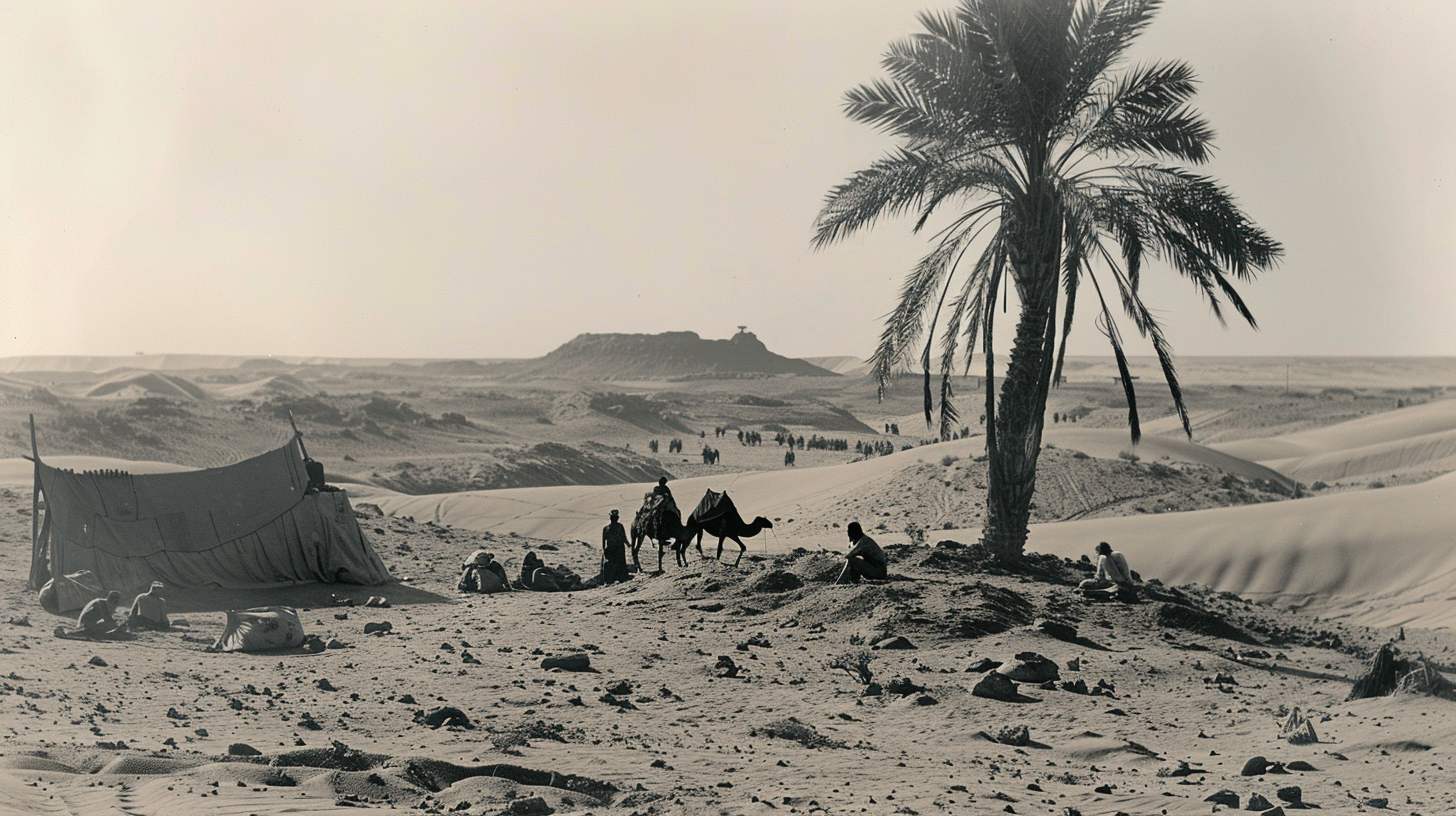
xmin=813 ymin=148 xmax=938 ymax=247
xmin=1086 ymin=269 xmax=1141 ymax=442
xmin=868 ymin=229 xmax=974 ymax=401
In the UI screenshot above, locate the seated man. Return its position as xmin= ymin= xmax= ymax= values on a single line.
xmin=78 ymin=591 xmax=124 ymax=638
xmin=835 ymin=522 xmax=888 ymax=584
xmin=520 ymin=551 xmax=562 ymax=592
xmin=652 ymin=476 xmax=673 ymax=500
xmin=127 ymin=582 xmax=169 ymax=629
xmin=1079 ymin=541 xmax=1137 ymax=600
xmin=459 ymin=550 xmax=509 ymax=594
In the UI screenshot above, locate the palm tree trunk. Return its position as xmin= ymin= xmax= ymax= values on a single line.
xmin=983 ymin=197 xmax=1062 ymax=562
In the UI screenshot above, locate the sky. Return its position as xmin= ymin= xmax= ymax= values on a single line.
xmin=2 ymin=0 xmax=1455 ymax=362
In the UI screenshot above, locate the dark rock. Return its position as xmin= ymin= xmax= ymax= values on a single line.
xmin=1285 ymin=760 xmax=1318 ymax=772
xmin=315 ymin=678 xmax=336 ymax=692
xmin=972 ymin=672 xmax=1023 ymax=702
xmin=1094 ymin=784 xmax=1113 ymax=794
xmin=912 ymin=694 xmax=939 ymax=706
xmin=1245 ymin=792 xmax=1273 ymax=810
xmin=227 ymin=743 xmax=262 ymax=756
xmin=1033 ymin=619 xmax=1078 ymax=641
xmin=606 ymin=680 xmax=634 ymax=696
xmin=363 ymin=621 xmax=393 ymax=635
xmin=1204 ymin=790 xmax=1239 ymax=807
xmin=507 ymin=795 xmax=554 ymax=815
xmin=1276 ymin=785 xmax=1302 ymax=804
xmin=88 ymin=656 xmax=107 ymax=667
xmin=1362 ymin=796 xmax=1388 ymax=809
xmin=1059 ymin=679 xmax=1089 ymax=694
xmin=964 ymin=657 xmax=1002 ymax=673
xmin=1241 ymin=756 xmax=1270 ymax=776
xmin=540 ymin=653 xmax=592 ymax=672
xmin=993 ymin=725 xmax=1030 ymax=746
xmin=397 ymin=694 xmax=416 ymax=705
xmin=873 ymin=636 xmax=916 ymax=650
xmin=714 ymin=656 xmax=740 ymax=678
xmin=885 ymin=677 xmax=926 ymax=696
xmin=997 ymin=652 xmax=1059 ymax=683
xmin=414 ymin=706 xmax=473 ymax=729
xmin=325 ymin=638 xmax=347 ymax=650
xmin=861 ymin=682 xmax=882 ymax=697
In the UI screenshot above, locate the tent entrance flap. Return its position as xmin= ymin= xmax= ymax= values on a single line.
xmin=29 ymin=435 xmax=392 ymax=592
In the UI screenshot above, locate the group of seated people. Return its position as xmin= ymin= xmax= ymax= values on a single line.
xmin=457 ymin=548 xmax=590 ymax=593
xmin=61 ymin=581 xmax=169 ymax=639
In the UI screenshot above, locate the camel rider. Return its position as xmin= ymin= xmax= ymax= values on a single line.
xmin=653 ymin=476 xmax=673 ymax=501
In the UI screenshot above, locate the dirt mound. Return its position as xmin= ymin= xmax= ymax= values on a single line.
xmin=547 ymin=391 xmax=691 ymax=433
xmin=501 ymin=330 xmax=837 ymax=379
xmin=1156 ymin=602 xmax=1261 ymax=644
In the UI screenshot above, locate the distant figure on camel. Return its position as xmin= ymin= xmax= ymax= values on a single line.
xmin=1079 ymin=541 xmax=1137 ymax=601
xmin=835 ymin=522 xmax=887 ymax=584
xmin=653 ymin=476 xmax=673 ymax=501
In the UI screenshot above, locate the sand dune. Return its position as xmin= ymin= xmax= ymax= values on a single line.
xmin=83 ymin=371 xmax=209 ymax=401
xmin=210 ymin=374 xmax=313 ymax=399
xmin=1213 ymin=397 xmax=1456 ymax=481
xmin=0 ymin=456 xmax=196 ymax=483
xmin=1020 ymin=472 xmax=1456 ymax=628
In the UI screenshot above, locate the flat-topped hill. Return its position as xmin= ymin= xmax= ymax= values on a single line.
xmin=495 ymin=329 xmax=837 ymax=379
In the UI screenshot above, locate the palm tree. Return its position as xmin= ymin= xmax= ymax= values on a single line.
xmin=813 ymin=0 xmax=1282 ymax=562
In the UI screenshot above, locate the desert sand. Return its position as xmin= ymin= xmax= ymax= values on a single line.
xmin=2 ymin=351 xmax=1456 ymax=815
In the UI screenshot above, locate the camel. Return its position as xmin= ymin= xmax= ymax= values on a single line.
xmin=683 ymin=489 xmax=773 ymax=567
xmin=629 ymin=492 xmax=694 ymax=573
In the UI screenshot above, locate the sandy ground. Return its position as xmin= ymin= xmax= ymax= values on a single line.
xmin=3 ymin=357 xmax=1456 ymax=814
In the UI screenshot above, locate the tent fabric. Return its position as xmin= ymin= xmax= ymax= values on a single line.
xmin=213 ymin=606 xmax=306 ymax=652
xmin=31 ymin=439 xmax=391 ymax=593
xmin=38 ymin=570 xmax=104 ymax=614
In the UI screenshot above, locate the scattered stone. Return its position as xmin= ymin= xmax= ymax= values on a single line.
xmin=414 ymin=706 xmax=473 ymax=729
xmin=363 ymin=621 xmax=393 ymax=635
xmin=688 ymin=602 xmax=725 ymax=613
xmin=1282 ymin=707 xmax=1318 ymax=745
xmin=298 ymin=714 xmax=321 ymax=731
xmin=912 ymin=694 xmax=938 ymax=706
xmin=228 ymin=743 xmax=262 ymax=756
xmin=1033 ymin=619 xmax=1078 ymax=641
xmin=972 ymin=672 xmax=1026 ymax=702
xmin=1059 ymin=679 xmax=1089 ymax=695
xmin=1204 ymin=790 xmax=1239 ymax=807
xmin=861 ymin=682 xmax=882 ymax=697
xmin=1240 ymin=756 xmax=1270 ymax=776
xmin=88 ymin=656 xmax=107 ymax=667
xmin=1361 ymin=796 xmax=1388 ymax=809
xmin=714 ymin=656 xmax=740 ymax=678
xmin=325 ymin=638 xmax=347 ymax=650
xmin=745 ymin=633 xmax=772 ymax=648
xmin=302 ymin=636 xmax=326 ymax=654
xmin=993 ymin=725 xmax=1030 ymax=746
xmin=873 ymin=636 xmax=916 ymax=650
xmin=166 ymin=707 xmax=187 ymax=720
xmin=1275 ymin=786 xmax=1302 ymax=804
xmin=461 ymin=650 xmax=480 ymax=664
xmin=364 ymin=596 xmax=391 ymax=608
xmin=1285 ymin=760 xmax=1317 ymax=772
xmin=507 ymin=795 xmax=554 ymax=815
xmin=398 ymin=694 xmax=417 ymax=705
xmin=1065 ymin=657 xmax=1080 ymax=672
xmin=1093 ymin=784 xmax=1113 ymax=794
xmin=606 ymin=680 xmax=634 ymax=696
xmin=1155 ymin=761 xmax=1201 ymax=778
xmin=8 ymin=616 xmax=30 ymax=627
xmin=997 ymin=652 xmax=1059 ymax=683
xmin=598 ymin=693 xmax=638 ymax=710
xmin=315 ymin=678 xmax=336 ymax=692
xmin=540 ymin=653 xmax=592 ymax=672
xmin=1214 ymin=672 xmax=1237 ymax=685
xmin=964 ymin=657 xmax=1002 ymax=673
xmin=885 ymin=677 xmax=926 ymax=696
xmin=1245 ymin=792 xmax=1273 ymax=810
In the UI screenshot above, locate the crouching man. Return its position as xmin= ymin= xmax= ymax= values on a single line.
xmin=835 ymin=522 xmax=888 ymax=584
xmin=1079 ymin=541 xmax=1137 ymax=601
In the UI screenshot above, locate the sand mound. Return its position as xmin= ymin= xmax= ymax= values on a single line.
xmin=83 ymin=371 xmax=208 ymax=401
xmin=0 ymin=754 xmax=76 ymax=772
xmin=1023 ymin=470 xmax=1456 ymax=627
xmin=98 ymin=754 xmax=207 ymax=775
xmin=1213 ymin=396 xmax=1456 ymax=480
xmin=213 ymin=373 xmax=313 ymax=399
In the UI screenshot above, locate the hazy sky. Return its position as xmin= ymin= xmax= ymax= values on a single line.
xmin=3 ymin=0 xmax=1455 ymax=361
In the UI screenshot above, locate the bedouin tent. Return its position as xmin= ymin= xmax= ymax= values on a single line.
xmin=26 ymin=423 xmax=392 ymax=596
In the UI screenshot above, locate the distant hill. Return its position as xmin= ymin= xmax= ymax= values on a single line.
xmin=494 ymin=330 xmax=838 ymax=380
xmin=800 ymin=355 xmax=872 ymax=377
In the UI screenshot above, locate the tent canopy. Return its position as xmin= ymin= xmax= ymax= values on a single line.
xmin=29 ymin=434 xmax=392 ymax=593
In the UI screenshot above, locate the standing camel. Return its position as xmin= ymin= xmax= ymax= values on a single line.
xmin=629 ymin=492 xmax=694 ymax=573
xmin=683 ymin=490 xmax=774 ymax=567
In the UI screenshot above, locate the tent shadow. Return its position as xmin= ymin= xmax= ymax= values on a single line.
xmin=163 ymin=582 xmax=453 ymax=614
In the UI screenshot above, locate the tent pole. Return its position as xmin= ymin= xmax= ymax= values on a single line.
xmin=28 ymin=414 xmax=39 ymax=549
xmin=288 ymin=410 xmax=311 ymax=460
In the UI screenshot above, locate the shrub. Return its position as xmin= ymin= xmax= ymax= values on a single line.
xmin=1118 ymin=450 xmax=1140 ymax=463
xmin=940 ymin=454 xmax=960 ymax=467
xmin=1369 ymin=480 xmax=1386 ymax=489
xmin=828 ymin=648 xmax=874 ymax=685
xmin=1311 ymin=481 xmax=1328 ymax=491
